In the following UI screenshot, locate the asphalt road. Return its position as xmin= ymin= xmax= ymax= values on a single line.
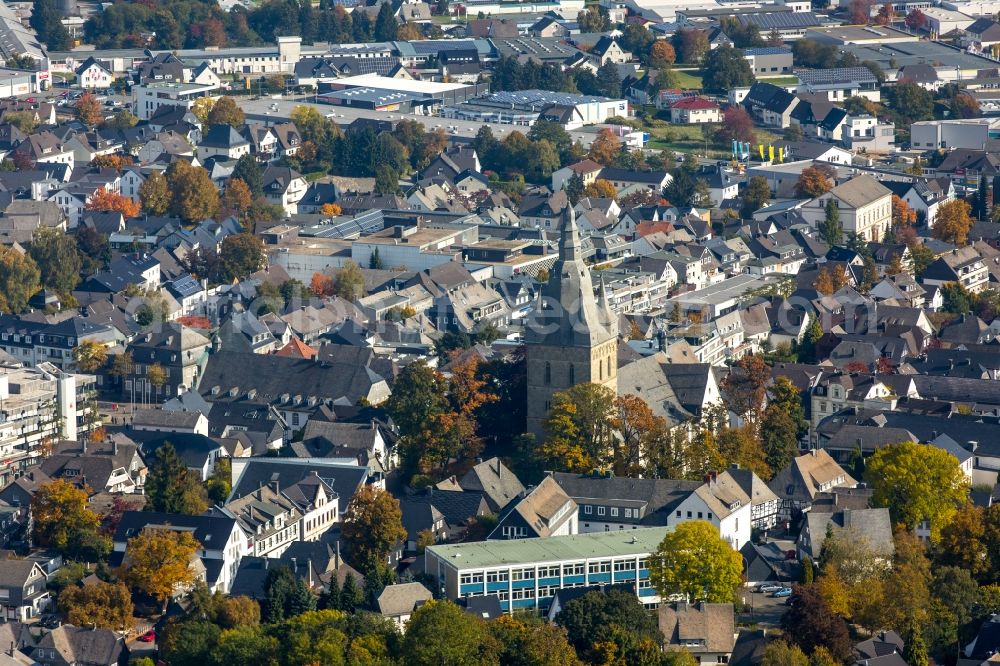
xmin=738 ymin=589 xmax=790 ymax=626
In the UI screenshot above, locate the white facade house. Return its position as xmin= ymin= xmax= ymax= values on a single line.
xmin=76 ymin=58 xmax=114 ymax=90
xmin=667 ymin=471 xmax=752 ymax=549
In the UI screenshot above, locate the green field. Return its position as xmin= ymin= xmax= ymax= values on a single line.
xmin=670 ymin=69 xmax=704 ymax=90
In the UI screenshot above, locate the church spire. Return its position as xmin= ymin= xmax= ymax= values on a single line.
xmin=597 ymin=274 xmax=616 ymax=332
xmin=559 ymin=204 xmax=583 ymax=262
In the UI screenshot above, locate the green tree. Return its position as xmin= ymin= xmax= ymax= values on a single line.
xmin=375 ymin=164 xmax=400 ymax=194
xmin=903 ymin=619 xmax=929 ymax=666
xmin=29 ymin=0 xmax=70 ymax=50
xmin=341 ymin=485 xmax=406 ymax=574
xmin=703 ymin=46 xmax=755 ymax=92
xmin=595 ymin=61 xmax=622 ymax=98
xmin=76 ymin=226 xmax=111 ymax=274
xmin=649 ymin=520 xmax=743 ymax=603
xmin=374 ymin=2 xmax=398 ymax=41
xmin=889 ymin=81 xmax=934 ymax=124
xmin=820 ymin=198 xmax=843 ymax=246
xmin=385 ymin=360 xmax=449 ymax=477
xmin=262 ymin=565 xmax=316 ymax=623
xmin=219 ymin=233 xmax=266 ymax=280
xmin=139 ymin=171 xmax=171 ymax=215
xmin=333 ymin=260 xmax=365 ymax=300
xmin=207 ymin=457 xmax=231 ymax=503
xmin=941 ymin=282 xmax=973 ymax=314
xmin=214 ymin=625 xmax=278 ymax=666
xmin=742 ymin=176 xmax=771 ymax=218
xmin=402 ymin=600 xmax=495 ymax=666
xmin=760 ymin=376 xmax=806 ymax=473
xmin=865 ymin=441 xmax=968 ymax=538
xmin=232 ymin=154 xmax=264 ymax=198
xmin=0 ymin=246 xmax=40 ymax=313
xmin=145 ymin=442 xmax=209 ymax=515
xmin=555 ymin=588 xmax=663 ymax=664
xmin=31 ymin=227 xmax=82 ymax=294
xmin=72 ymin=340 xmax=108 ymax=372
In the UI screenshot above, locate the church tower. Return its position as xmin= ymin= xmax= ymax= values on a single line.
xmin=524 ymin=206 xmax=618 ymax=441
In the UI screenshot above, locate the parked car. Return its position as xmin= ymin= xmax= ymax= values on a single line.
xmin=755 ymin=584 xmax=782 ymax=593
xmin=138 ymin=630 xmax=156 ymax=642
xmin=772 ymin=587 xmax=793 ymax=598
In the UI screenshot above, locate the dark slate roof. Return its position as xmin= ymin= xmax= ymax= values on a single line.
xmin=230 ymin=459 xmax=370 ymax=515
xmin=133 ymin=433 xmax=223 ymax=469
xmin=113 ymin=510 xmax=238 ymax=546
xmin=737 ymin=11 xmax=820 ymax=29
xmin=199 ymin=350 xmax=386 ymax=407
xmin=401 ymin=488 xmax=488 ymax=529
xmin=549 ymin=471 xmax=698 ymax=526
xmin=200 ymin=124 xmax=249 ymax=149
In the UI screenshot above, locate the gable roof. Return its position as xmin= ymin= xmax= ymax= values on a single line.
xmin=827 ymin=175 xmax=891 ymax=208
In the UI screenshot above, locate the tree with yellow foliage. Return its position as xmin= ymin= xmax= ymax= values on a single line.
xmin=583 ymin=178 xmax=617 ymax=200
xmin=121 ymin=528 xmax=200 ymax=609
xmin=31 ymin=479 xmax=108 ymax=560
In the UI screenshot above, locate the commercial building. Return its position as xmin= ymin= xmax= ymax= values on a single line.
xmin=323 ymin=73 xmax=486 ymax=111
xmin=443 ymin=89 xmax=629 ymax=128
xmin=134 ymin=81 xmax=220 ymax=120
xmin=424 ymin=528 xmax=669 ymax=613
xmin=742 ymin=46 xmax=793 ymax=76
xmin=910 ymin=118 xmax=1000 ymax=150
xmin=0 ymin=68 xmax=34 ymax=97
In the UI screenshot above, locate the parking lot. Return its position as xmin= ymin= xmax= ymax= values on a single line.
xmin=737 ymin=588 xmax=791 ymax=626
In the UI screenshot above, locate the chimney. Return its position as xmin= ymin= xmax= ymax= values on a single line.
xmin=112 ymin=439 xmax=118 ymax=456
xmin=307 ymin=558 xmax=314 ymax=587
xmin=335 ymin=540 xmax=341 ymax=569
xmin=496 ymin=458 xmax=502 ymax=480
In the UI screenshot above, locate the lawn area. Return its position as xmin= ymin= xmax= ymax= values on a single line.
xmin=671 ymin=69 xmax=704 ymax=90
xmin=641 ymin=114 xmax=783 ymax=157
xmin=758 ymin=75 xmax=799 ymax=86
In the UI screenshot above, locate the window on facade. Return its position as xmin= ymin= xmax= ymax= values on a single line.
xmin=569 ymin=364 xmax=575 ymax=384
xmin=584 ymin=505 xmax=592 ymax=514
xmin=597 ymin=506 xmax=605 ymax=516
xmin=544 ymin=362 xmax=551 ymax=385
xmin=610 ymin=507 xmax=618 ymax=517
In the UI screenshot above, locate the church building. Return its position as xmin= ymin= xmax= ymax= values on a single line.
xmin=524 ymin=206 xmax=618 ymax=441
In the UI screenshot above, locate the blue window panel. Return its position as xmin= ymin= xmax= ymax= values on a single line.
xmin=587 ymin=573 xmax=611 ymax=584
xmin=538 ymin=577 xmax=560 ymax=585
xmin=512 ymin=598 xmax=536 ymax=609
xmin=487 ymin=582 xmax=509 ymax=592
xmin=512 ymin=580 xmax=535 ymax=589
xmin=563 ymin=575 xmax=585 ymax=584
xmin=639 ymin=588 xmax=657 ymax=597
xmin=460 ymin=584 xmax=483 ymax=595
xmin=615 ymin=572 xmax=636 ymax=581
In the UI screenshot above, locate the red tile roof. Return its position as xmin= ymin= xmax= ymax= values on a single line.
xmin=670 ymin=97 xmax=719 ymax=110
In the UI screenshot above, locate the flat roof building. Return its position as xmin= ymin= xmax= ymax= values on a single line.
xmin=425 ymin=527 xmax=670 ymax=613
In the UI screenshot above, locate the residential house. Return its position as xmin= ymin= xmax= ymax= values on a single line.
xmin=0 ymin=560 xmax=47 ymax=621
xmin=669 ymin=470 xmax=752 ymax=548
xmin=262 ymin=165 xmax=306 ymax=216
xmin=454 ymin=457 xmax=525 ymax=513
xmin=767 ymin=449 xmax=856 ymax=521
xmin=798 ymin=507 xmax=894 ymax=562
xmin=741 ymin=82 xmax=799 ymax=128
xmin=30 ymin=624 xmax=127 ymax=666
xmin=591 ymin=36 xmax=632 ymax=64
xmin=122 ymin=323 xmax=211 ymax=402
xmin=488 ymin=476 xmax=578 ymax=540
xmin=75 ymin=57 xmax=114 ymax=90
xmin=197 ymin=124 xmax=251 ymax=162
xmin=377 ymin=583 xmax=433 ymax=632
xmin=659 ymin=602 xmax=736 ymax=666
xmin=669 ymin=97 xmax=721 ymax=124
xmin=549 ymin=471 xmax=699 ymax=533
xmin=112 ymin=511 xmax=248 ymax=593
xmin=922 ymin=246 xmax=989 ymax=294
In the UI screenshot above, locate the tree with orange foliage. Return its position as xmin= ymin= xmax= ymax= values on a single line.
xmin=91 ymin=154 xmax=134 ymax=170
xmin=221 ymin=178 xmax=253 ymax=218
xmin=320 ymin=203 xmax=342 ymax=217
xmin=85 ymin=188 xmax=141 ymax=218
xmin=814 ymin=266 xmax=835 ymax=295
xmin=650 ymin=41 xmax=676 ymax=69
xmin=874 ymin=2 xmax=894 ymax=25
xmin=75 ymin=92 xmax=103 ymax=127
xmin=794 ymin=165 xmax=834 ymax=198
xmin=932 ymin=199 xmax=974 ymax=246
xmin=891 ymin=194 xmax=916 ymax=234
xmin=588 ymin=129 xmax=621 ymax=166
xmin=309 ymin=272 xmax=334 ymax=297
